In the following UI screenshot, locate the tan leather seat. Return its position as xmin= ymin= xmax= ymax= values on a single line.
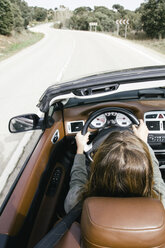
xmin=81 ymin=197 xmax=165 ymax=248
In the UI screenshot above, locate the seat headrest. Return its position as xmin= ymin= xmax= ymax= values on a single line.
xmin=81 ymin=197 xmax=165 ymax=248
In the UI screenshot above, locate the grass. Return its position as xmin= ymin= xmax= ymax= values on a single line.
xmin=0 ymin=30 xmax=44 ymax=61
xmin=108 ymin=31 xmax=165 ymax=56
xmin=126 ymin=32 xmax=165 ymax=55
xmin=134 ymin=39 xmax=165 ymax=55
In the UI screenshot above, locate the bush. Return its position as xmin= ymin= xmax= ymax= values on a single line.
xmin=33 ymin=7 xmax=47 ymax=22
xmin=0 ymin=0 xmax=13 ymax=35
xmin=11 ymin=2 xmax=24 ymax=32
xmin=140 ymin=0 xmax=165 ymax=38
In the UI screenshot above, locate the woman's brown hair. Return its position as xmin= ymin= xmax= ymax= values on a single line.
xmin=81 ymin=130 xmax=158 ymax=200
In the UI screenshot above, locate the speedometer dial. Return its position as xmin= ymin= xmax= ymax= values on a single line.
xmin=116 ymin=113 xmax=132 ymax=127
xmin=90 ymin=114 xmax=106 ymax=128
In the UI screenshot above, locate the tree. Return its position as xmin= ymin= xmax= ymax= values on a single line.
xmin=94 ymin=6 xmax=112 ymax=16
xmin=94 ymin=7 xmax=116 ymax=32
xmin=9 ymin=0 xmax=32 ymax=30
xmin=140 ymin=0 xmax=165 ymax=38
xmin=69 ymin=7 xmax=92 ymax=30
xmin=74 ymin=7 xmax=92 ymax=15
xmin=33 ymin=7 xmax=47 ymax=22
xmin=131 ymin=10 xmax=143 ymax=32
xmin=69 ymin=14 xmax=89 ymax=30
xmin=68 ymin=4 xmax=145 ymax=37
xmin=0 ymin=0 xmax=13 ymax=35
xmin=10 ymin=2 xmax=24 ymax=32
xmin=69 ymin=6 xmax=117 ymax=32
xmin=47 ymin=9 xmax=54 ymax=21
xmin=112 ymin=4 xmax=126 ymax=17
xmin=19 ymin=0 xmax=32 ymax=28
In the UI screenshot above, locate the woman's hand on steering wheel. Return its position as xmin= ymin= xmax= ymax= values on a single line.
xmin=76 ymin=131 xmax=90 ymax=154
xmin=132 ymin=119 xmax=149 ymax=144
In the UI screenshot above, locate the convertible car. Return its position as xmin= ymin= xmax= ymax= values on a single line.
xmin=1 ymin=66 xmax=165 ymax=248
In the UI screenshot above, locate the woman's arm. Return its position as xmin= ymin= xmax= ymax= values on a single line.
xmin=64 ymin=132 xmax=89 ymax=213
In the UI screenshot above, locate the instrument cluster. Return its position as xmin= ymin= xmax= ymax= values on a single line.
xmin=90 ymin=112 xmax=132 ymax=129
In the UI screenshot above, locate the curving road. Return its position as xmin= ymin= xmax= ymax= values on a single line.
xmin=0 ymin=23 xmax=165 ymax=182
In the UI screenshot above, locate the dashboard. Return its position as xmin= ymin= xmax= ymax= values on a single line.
xmin=65 ymin=105 xmax=165 ymax=180
xmin=66 ymin=109 xmax=165 ymax=152
xmin=90 ymin=112 xmax=132 ymax=129
xmin=89 ymin=110 xmax=165 ymax=152
xmin=144 ymin=111 xmax=165 ymax=170
xmin=144 ymin=111 xmax=165 ymax=133
xmin=144 ymin=111 xmax=165 ymax=147
xmin=67 ymin=112 xmax=133 ymax=133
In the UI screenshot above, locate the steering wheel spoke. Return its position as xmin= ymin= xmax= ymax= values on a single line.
xmin=84 ymin=143 xmax=93 ymax=153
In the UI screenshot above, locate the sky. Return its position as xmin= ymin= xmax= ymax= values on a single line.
xmin=25 ymin=0 xmax=145 ymax=11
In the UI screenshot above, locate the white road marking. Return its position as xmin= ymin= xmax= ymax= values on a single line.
xmin=56 ymin=39 xmax=76 ymax=83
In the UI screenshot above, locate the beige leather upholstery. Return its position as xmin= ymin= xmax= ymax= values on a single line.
xmin=81 ymin=197 xmax=165 ymax=248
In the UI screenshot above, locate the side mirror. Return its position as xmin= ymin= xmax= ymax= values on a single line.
xmin=9 ymin=114 xmax=42 ymax=133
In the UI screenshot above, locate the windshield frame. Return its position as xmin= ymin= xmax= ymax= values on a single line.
xmin=38 ymin=66 xmax=165 ymax=113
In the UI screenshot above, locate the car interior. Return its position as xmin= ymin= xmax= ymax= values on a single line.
xmin=0 ymin=83 xmax=165 ymax=247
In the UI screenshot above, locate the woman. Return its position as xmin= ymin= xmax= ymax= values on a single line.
xmin=64 ymin=120 xmax=165 ymax=213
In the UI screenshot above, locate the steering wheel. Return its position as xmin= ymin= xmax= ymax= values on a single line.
xmin=81 ymin=107 xmax=139 ymax=161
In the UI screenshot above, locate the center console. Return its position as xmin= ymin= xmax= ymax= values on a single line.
xmin=144 ymin=111 xmax=165 ymax=180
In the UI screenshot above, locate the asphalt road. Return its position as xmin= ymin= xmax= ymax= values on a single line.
xmin=0 ymin=23 xmax=165 ymax=191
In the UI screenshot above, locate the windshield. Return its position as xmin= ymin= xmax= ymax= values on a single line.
xmin=0 ymin=0 xmax=165 ymax=208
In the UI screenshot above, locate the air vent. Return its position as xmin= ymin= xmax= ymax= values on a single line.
xmin=73 ymin=84 xmax=119 ymax=96
xmin=67 ymin=121 xmax=84 ymax=133
xmin=139 ymin=89 xmax=165 ymax=99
